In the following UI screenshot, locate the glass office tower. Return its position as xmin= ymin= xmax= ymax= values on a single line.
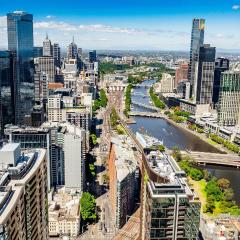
xmin=7 ymin=11 xmax=34 ymax=124
xmin=188 ymin=18 xmax=205 ymax=98
xmin=0 ymin=51 xmax=15 ymax=133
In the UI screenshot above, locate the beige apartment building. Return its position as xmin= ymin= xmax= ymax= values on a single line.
xmin=0 ymin=143 xmax=48 ymax=240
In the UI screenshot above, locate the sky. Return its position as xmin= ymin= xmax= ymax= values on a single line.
xmin=0 ymin=0 xmax=240 ymax=50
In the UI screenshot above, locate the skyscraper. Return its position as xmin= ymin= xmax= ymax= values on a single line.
xmin=53 ymin=43 xmax=61 ymax=67
xmin=188 ymin=18 xmax=205 ymax=97
xmin=212 ymin=58 xmax=230 ymax=105
xmin=0 ymin=51 xmax=15 ymax=133
xmin=194 ymin=44 xmax=216 ymax=104
xmin=43 ymin=33 xmax=52 ymax=56
xmin=7 ymin=11 xmax=34 ymax=124
xmin=67 ymin=37 xmax=78 ymax=59
xmin=89 ymin=50 xmax=97 ymax=63
xmin=34 ymin=56 xmax=55 ymax=82
xmin=218 ymin=71 xmax=240 ymax=126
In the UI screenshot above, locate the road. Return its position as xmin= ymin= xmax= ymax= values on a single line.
xmin=79 ymin=89 xmax=125 ymax=240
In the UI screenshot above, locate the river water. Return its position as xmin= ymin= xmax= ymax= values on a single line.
xmin=129 ymin=80 xmax=240 ymax=203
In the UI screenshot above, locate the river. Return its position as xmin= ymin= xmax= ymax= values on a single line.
xmin=129 ymin=80 xmax=240 ymax=203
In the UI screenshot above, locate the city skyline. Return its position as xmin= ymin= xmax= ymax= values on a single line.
xmin=0 ymin=0 xmax=240 ymax=50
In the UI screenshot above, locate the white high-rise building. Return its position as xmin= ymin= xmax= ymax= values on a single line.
xmin=159 ymin=73 xmax=174 ymax=93
xmin=64 ymin=127 xmax=86 ymax=192
xmin=43 ymin=33 xmax=52 ymax=56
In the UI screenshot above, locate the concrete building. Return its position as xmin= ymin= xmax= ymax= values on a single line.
xmin=47 ymin=94 xmax=91 ymax=130
xmin=34 ymin=71 xmax=48 ymax=105
xmin=0 ymin=144 xmax=48 ymax=239
xmin=175 ymin=63 xmax=188 ymax=88
xmin=108 ymin=136 xmax=139 ymax=229
xmin=158 ymin=73 xmax=174 ymax=93
xmin=64 ymin=129 xmax=86 ymax=192
xmin=35 ymin=56 xmax=55 ymax=83
xmin=218 ymin=71 xmax=240 ymax=126
xmin=140 ymin=149 xmax=200 ymax=240
xmin=48 ymin=188 xmax=81 ymax=237
xmin=43 ymin=33 xmax=52 ymax=57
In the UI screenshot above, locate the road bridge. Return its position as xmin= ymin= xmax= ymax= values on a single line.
xmin=129 ymin=111 xmax=163 ymax=118
xmin=131 ymin=101 xmax=158 ymax=111
xmin=181 ymin=151 xmax=240 ymax=168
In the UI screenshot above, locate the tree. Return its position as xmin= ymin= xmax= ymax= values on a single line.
xmin=110 ymin=108 xmax=119 ymax=128
xmin=80 ymin=192 xmax=97 ymax=221
xmin=217 ymin=178 xmax=230 ymax=190
xmin=158 ymin=145 xmax=165 ymax=152
xmin=205 ymin=179 xmax=223 ymax=201
xmin=224 ymin=188 xmax=234 ymax=201
xmin=91 ymin=134 xmax=98 ymax=145
xmin=203 ymin=170 xmax=212 ymax=181
xmin=204 ymin=196 xmax=215 ymax=214
xmin=102 ymin=173 xmax=109 ymax=184
xmin=189 ymin=168 xmax=203 ymax=181
xmin=99 ymin=89 xmax=108 ymax=107
xmin=172 ymin=146 xmax=182 ymax=161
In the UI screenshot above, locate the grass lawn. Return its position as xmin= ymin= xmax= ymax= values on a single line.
xmin=188 ymin=178 xmax=207 ymax=212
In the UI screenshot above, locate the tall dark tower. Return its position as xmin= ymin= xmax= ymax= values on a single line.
xmin=188 ymin=18 xmax=205 ymax=98
xmin=7 ymin=11 xmax=34 ymax=124
xmin=212 ymin=58 xmax=229 ymax=105
xmin=194 ymin=44 xmax=216 ymax=104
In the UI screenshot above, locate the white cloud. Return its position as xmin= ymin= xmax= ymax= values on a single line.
xmin=46 ymin=15 xmax=54 ymax=19
xmin=34 ymin=21 xmax=144 ymax=34
xmin=232 ymin=5 xmax=240 ymax=10
xmin=34 ymin=21 xmax=78 ymax=31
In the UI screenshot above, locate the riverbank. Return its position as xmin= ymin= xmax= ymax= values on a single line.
xmin=159 ymin=113 xmax=224 ymax=154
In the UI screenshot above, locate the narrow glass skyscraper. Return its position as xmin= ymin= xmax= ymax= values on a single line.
xmin=7 ymin=11 xmax=34 ymax=124
xmin=188 ymin=18 xmax=205 ymax=98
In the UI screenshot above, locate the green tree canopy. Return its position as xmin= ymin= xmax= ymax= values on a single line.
xmin=80 ymin=192 xmax=97 ymax=221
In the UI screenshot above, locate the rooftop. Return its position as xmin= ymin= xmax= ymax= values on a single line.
xmin=146 ymin=150 xmax=196 ymax=199
xmin=0 ymin=143 xmax=20 ymax=152
xmin=111 ymin=136 xmax=139 ymax=182
xmin=49 ymin=188 xmax=80 ymax=222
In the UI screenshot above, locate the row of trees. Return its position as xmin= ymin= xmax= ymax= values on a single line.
xmin=164 ymin=108 xmax=190 ymax=124
xmin=188 ymin=124 xmax=204 ymax=133
xmin=210 ymin=134 xmax=240 ymax=153
xmin=110 ymin=108 xmax=120 ymax=128
xmin=92 ymin=89 xmax=108 ymax=114
xmin=149 ymin=86 xmax=165 ymax=109
xmin=124 ymin=84 xmax=132 ymax=117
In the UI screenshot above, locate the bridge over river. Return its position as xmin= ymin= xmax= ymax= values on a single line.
xmin=181 ymin=151 xmax=240 ymax=168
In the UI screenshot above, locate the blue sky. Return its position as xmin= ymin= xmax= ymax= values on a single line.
xmin=0 ymin=0 xmax=240 ymax=50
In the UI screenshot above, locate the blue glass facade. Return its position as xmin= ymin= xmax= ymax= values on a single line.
xmin=0 ymin=51 xmax=15 ymax=133
xmin=7 ymin=11 xmax=34 ymax=124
